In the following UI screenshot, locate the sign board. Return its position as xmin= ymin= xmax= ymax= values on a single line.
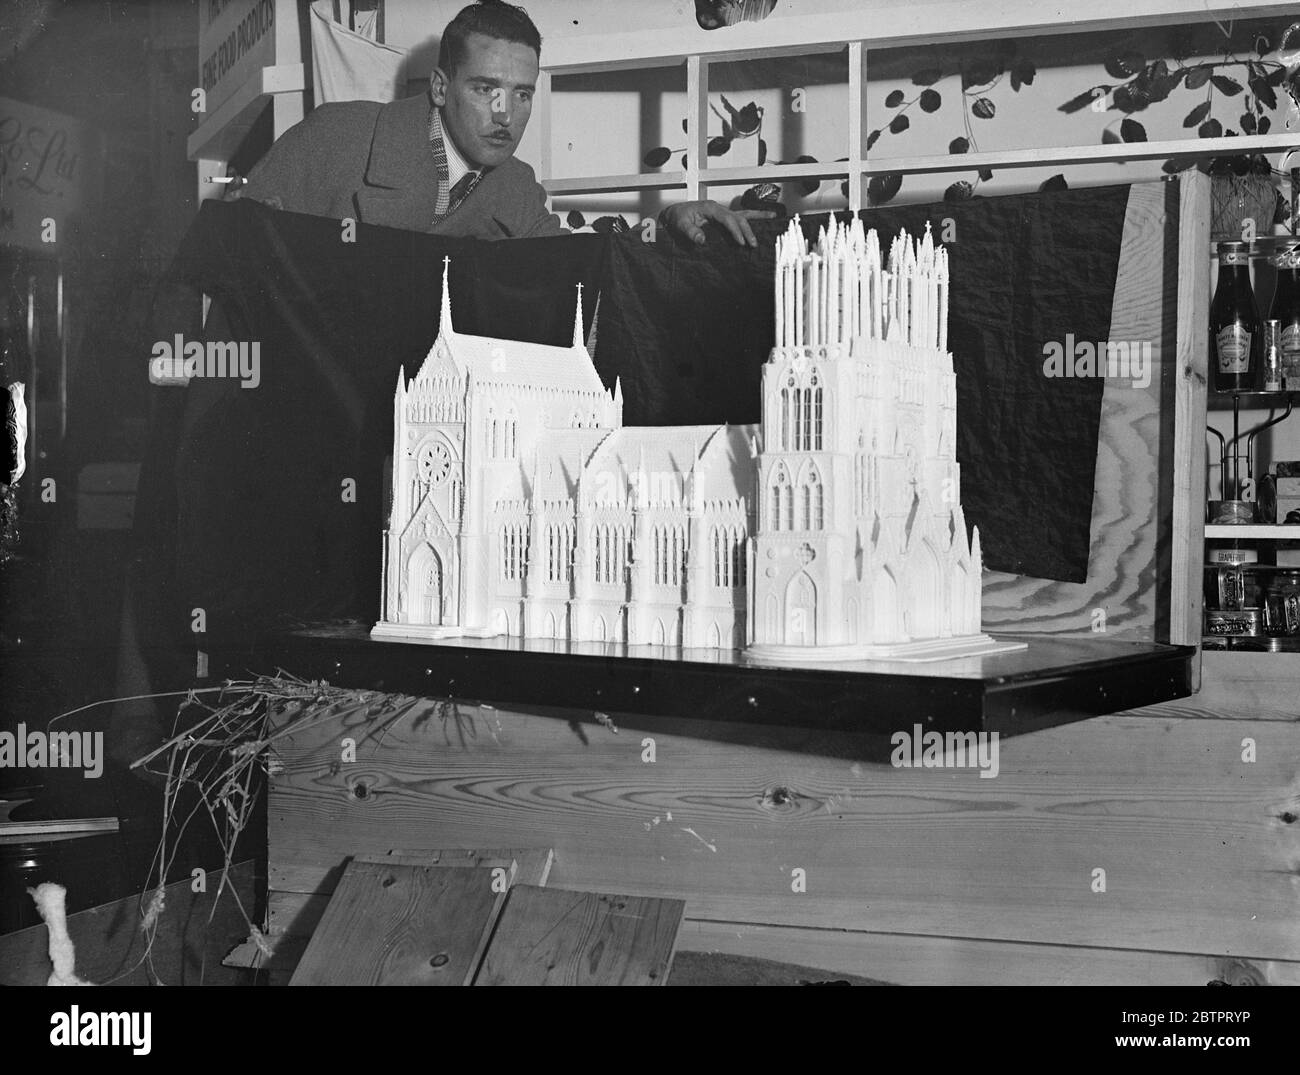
xmin=0 ymin=96 xmax=85 ymax=252
xmin=199 ymin=0 xmax=279 ymax=118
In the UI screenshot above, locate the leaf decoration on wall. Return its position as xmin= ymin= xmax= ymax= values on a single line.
xmin=866 ymin=129 xmax=881 ymax=151
xmin=720 ymin=94 xmax=763 ymax=135
xmin=919 ymin=89 xmax=942 ymax=112
xmin=1059 ymin=86 xmax=1111 ymax=113
xmin=1120 ymin=118 xmax=1147 ymax=142
xmin=868 ymin=173 xmax=903 ymax=206
xmin=1198 ymin=118 xmax=1223 ymax=138
xmin=1112 ymin=83 xmax=1149 ymax=113
xmin=1184 ymin=65 xmax=1211 ymax=89
xmin=1104 ymin=51 xmax=1145 ymax=79
xmin=1183 ymin=101 xmax=1211 ymax=128
xmin=758 ymin=138 xmax=767 ymax=165
xmin=1249 ymin=73 xmax=1278 ymax=109
xmin=1039 ymin=174 xmax=1068 ymax=192
xmin=1010 ymin=59 xmax=1036 ymax=90
xmin=707 ymin=135 xmax=732 ymax=156
xmin=949 ymin=136 xmax=970 ymax=154
xmin=889 ymin=114 xmax=910 ymax=133
xmin=794 ymin=154 xmax=819 ymax=196
xmin=566 ymin=210 xmax=586 ymax=229
xmin=694 ymin=0 xmax=780 ymax=30
xmin=961 ymin=59 xmax=1001 ymax=90
xmin=1210 ymin=75 xmax=1243 ymax=96
xmin=644 ymin=147 xmax=672 ymax=168
xmin=886 ymin=89 xmax=905 ymax=108
xmin=978 ymin=167 xmax=993 ymax=181
xmin=971 ymin=98 xmax=996 ymax=119
xmin=944 ymin=180 xmax=973 ymax=201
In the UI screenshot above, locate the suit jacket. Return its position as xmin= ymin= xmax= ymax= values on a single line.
xmin=238 ymin=94 xmax=565 ymax=240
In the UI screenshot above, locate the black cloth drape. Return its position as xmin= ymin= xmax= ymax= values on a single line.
xmin=134 ymin=187 xmax=1129 ymax=658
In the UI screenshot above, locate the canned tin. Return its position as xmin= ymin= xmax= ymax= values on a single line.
xmin=1208 ymin=500 xmax=1256 ymax=524
xmin=1205 ymin=607 xmax=1263 ymax=636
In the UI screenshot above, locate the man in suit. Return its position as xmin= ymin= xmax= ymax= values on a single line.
xmin=239 ymin=0 xmax=769 ymax=245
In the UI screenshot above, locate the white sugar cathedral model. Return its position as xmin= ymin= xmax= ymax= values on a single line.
xmin=373 ymin=216 xmax=1019 ymax=660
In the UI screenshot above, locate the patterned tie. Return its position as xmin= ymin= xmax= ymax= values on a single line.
xmin=429 ymin=106 xmax=483 ymax=227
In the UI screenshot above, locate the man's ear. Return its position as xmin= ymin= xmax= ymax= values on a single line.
xmin=429 ymin=68 xmax=449 ymax=108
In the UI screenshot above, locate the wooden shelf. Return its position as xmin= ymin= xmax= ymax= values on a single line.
xmin=1204 ymin=524 xmax=1300 ymax=539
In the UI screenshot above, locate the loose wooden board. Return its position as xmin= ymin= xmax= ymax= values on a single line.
xmin=475 ymin=885 xmax=685 ymax=986
xmin=224 ymin=846 xmax=554 ymax=973
xmin=288 ymin=859 xmax=508 ymax=986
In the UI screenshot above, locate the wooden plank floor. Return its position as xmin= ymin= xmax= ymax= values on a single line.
xmin=264 ymin=687 xmax=1299 ymax=982
xmin=475 ymin=886 xmax=684 ymax=986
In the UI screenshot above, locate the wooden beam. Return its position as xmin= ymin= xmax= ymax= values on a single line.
xmin=686 ymin=55 xmax=708 ymax=203
xmin=864 ymin=133 xmax=1300 ymax=175
xmin=678 ymin=920 xmax=1300 ymax=986
xmin=847 ymin=41 xmax=868 ymax=213
xmin=1172 ymin=171 xmax=1210 ymax=674
xmin=0 ymin=817 xmax=119 ymax=841
xmin=543 ymin=134 xmax=1300 ymax=198
xmin=544 ymin=171 xmax=687 ymax=196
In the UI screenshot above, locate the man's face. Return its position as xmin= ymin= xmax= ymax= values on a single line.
xmin=431 ymin=32 xmax=538 ymax=170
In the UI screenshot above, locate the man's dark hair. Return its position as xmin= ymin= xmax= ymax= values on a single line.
xmin=439 ymin=1 xmax=542 ymax=74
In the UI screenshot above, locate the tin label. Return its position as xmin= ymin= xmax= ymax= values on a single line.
xmin=1283 ymin=326 xmax=1300 ymax=388
xmin=1216 ymin=325 xmax=1251 ymax=374
xmin=1282 ymin=324 xmax=1300 ymax=360
xmin=1217 ymin=567 xmax=1244 ymax=610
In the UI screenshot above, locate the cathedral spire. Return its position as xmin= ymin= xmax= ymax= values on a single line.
xmin=439 ymin=255 xmax=456 ymax=338
xmin=572 ymin=281 xmax=585 ymax=349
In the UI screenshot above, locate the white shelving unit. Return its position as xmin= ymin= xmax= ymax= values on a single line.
xmin=1205 ymin=524 xmax=1300 ymax=539
xmin=533 ymin=1 xmax=1300 ymax=211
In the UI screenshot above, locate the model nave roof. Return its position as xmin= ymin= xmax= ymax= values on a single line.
xmin=418 ymin=257 xmax=609 ymax=398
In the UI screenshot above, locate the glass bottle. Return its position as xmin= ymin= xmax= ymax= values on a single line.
xmin=1269 ymin=245 xmax=1300 ymax=390
xmin=1210 ymin=241 xmax=1261 ymax=392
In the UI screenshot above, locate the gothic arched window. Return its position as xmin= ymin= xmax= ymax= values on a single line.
xmin=811 ymin=374 xmax=823 ymax=450
xmin=771 ymin=467 xmax=790 ymax=530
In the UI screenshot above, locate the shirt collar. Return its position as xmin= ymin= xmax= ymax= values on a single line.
xmin=438 ymin=108 xmax=478 ymax=187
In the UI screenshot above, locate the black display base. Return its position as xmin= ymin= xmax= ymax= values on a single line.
xmin=226 ymin=626 xmax=1196 ymax=741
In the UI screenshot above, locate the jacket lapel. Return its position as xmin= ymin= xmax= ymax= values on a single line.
xmin=355 ymin=94 xmax=440 ymax=231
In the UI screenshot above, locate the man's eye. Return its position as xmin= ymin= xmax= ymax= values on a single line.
xmin=517 ymin=91 xmax=532 ymax=103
